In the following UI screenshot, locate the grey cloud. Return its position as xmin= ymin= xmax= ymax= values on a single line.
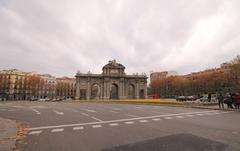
xmin=0 ymin=0 xmax=240 ymax=77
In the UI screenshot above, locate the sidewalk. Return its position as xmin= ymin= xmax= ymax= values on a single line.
xmin=190 ymin=104 xmax=240 ymax=111
xmin=0 ymin=117 xmax=17 ymax=151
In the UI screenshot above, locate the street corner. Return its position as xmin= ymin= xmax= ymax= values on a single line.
xmin=0 ymin=117 xmax=17 ymax=151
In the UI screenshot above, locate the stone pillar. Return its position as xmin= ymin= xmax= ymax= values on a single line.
xmin=75 ymin=78 xmax=80 ymax=100
xmin=144 ymin=81 xmax=148 ymax=99
xmin=122 ymin=79 xmax=125 ymax=99
xmin=107 ymin=81 xmax=110 ymax=99
xmin=136 ymin=80 xmax=139 ymax=99
xmin=119 ymin=78 xmax=124 ymax=99
xmin=100 ymin=81 xmax=104 ymax=100
xmin=86 ymin=79 xmax=90 ymax=100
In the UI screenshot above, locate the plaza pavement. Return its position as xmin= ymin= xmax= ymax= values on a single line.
xmin=0 ymin=101 xmax=239 ymax=151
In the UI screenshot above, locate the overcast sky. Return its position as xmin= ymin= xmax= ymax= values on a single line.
xmin=0 ymin=0 xmax=240 ymax=77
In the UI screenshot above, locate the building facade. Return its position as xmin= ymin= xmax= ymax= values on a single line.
xmin=37 ymin=74 xmax=57 ymax=99
xmin=0 ymin=69 xmax=38 ymax=100
xmin=150 ymin=71 xmax=178 ymax=84
xmin=56 ymin=77 xmax=76 ymax=99
xmin=75 ymin=60 xmax=148 ymax=100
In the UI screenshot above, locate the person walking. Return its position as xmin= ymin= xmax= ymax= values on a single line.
xmin=217 ymin=92 xmax=224 ymax=109
xmin=208 ymin=93 xmax=212 ymax=102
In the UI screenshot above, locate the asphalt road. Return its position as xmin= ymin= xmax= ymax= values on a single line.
xmin=0 ymin=101 xmax=239 ymax=151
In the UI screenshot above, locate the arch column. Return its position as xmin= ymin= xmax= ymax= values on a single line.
xmin=75 ymin=79 xmax=80 ymax=99
xmin=136 ymin=81 xmax=139 ymax=99
xmin=86 ymin=79 xmax=90 ymax=100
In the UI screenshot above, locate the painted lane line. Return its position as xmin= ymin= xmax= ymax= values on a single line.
xmin=53 ymin=110 xmax=64 ymax=115
xmin=125 ymin=121 xmax=134 ymax=125
xmin=164 ymin=117 xmax=173 ymax=120
xmin=110 ymin=110 xmax=119 ymax=113
xmin=92 ymin=125 xmax=102 ymax=128
xmin=112 ymin=108 xmax=121 ymax=111
xmin=81 ymin=113 xmax=89 ymax=116
xmin=73 ymin=127 xmax=84 ymax=130
xmin=152 ymin=118 xmax=161 ymax=121
xmin=109 ymin=123 xmax=119 ymax=126
xmin=51 ymin=128 xmax=64 ymax=132
xmin=139 ymin=120 xmax=148 ymax=123
xmin=84 ymin=109 xmax=96 ymax=113
xmin=125 ymin=114 xmax=139 ymax=118
xmin=196 ymin=114 xmax=204 ymax=116
xmin=91 ymin=116 xmax=103 ymax=122
xmin=31 ymin=108 xmax=41 ymax=115
xmin=186 ymin=115 xmax=194 ymax=117
xmin=176 ymin=116 xmax=184 ymax=118
xmin=28 ymin=110 xmax=218 ymax=131
xmin=29 ymin=131 xmax=42 ymax=135
xmin=87 ymin=110 xmax=96 ymax=113
xmin=222 ymin=111 xmax=232 ymax=114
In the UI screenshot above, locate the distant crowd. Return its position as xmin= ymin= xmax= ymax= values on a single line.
xmin=217 ymin=92 xmax=240 ymax=110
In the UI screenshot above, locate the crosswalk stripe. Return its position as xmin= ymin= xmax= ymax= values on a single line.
xmin=29 ymin=130 xmax=42 ymax=135
xmin=92 ymin=125 xmax=102 ymax=128
xmin=73 ymin=127 xmax=84 ymax=130
xmin=51 ymin=128 xmax=64 ymax=132
xmin=125 ymin=121 xmax=134 ymax=124
xmin=109 ymin=123 xmax=119 ymax=126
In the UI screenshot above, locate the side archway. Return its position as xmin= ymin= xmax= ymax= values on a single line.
xmin=128 ymin=84 xmax=135 ymax=99
xmin=90 ymin=83 xmax=101 ymax=100
xmin=110 ymin=83 xmax=119 ymax=99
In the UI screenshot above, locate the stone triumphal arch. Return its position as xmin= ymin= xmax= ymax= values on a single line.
xmin=75 ymin=60 xmax=148 ymax=100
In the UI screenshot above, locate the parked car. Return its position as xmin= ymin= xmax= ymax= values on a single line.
xmin=30 ymin=97 xmax=38 ymax=101
xmin=200 ymin=95 xmax=217 ymax=102
xmin=38 ymin=98 xmax=46 ymax=102
xmin=176 ymin=96 xmax=187 ymax=101
xmin=186 ymin=96 xmax=198 ymax=101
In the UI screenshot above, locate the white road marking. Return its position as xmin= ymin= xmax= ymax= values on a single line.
xmin=29 ymin=131 xmax=42 ymax=135
xmin=176 ymin=116 xmax=184 ymax=118
xmin=222 ymin=111 xmax=232 ymax=114
xmin=86 ymin=109 xmax=96 ymax=113
xmin=92 ymin=125 xmax=102 ymax=128
xmin=109 ymin=110 xmax=119 ymax=113
xmin=196 ymin=114 xmax=204 ymax=116
xmin=51 ymin=128 xmax=64 ymax=132
xmin=7 ymin=109 xmax=16 ymax=111
xmin=81 ymin=113 xmax=89 ymax=116
xmin=112 ymin=108 xmax=121 ymax=111
xmin=186 ymin=115 xmax=194 ymax=117
xmin=53 ymin=110 xmax=64 ymax=115
xmin=125 ymin=114 xmax=139 ymax=118
xmin=125 ymin=121 xmax=134 ymax=124
xmin=139 ymin=120 xmax=148 ymax=123
xmin=31 ymin=108 xmax=41 ymax=115
xmin=109 ymin=123 xmax=119 ymax=126
xmin=91 ymin=116 xmax=103 ymax=122
xmin=164 ymin=117 xmax=173 ymax=120
xmin=152 ymin=118 xmax=161 ymax=121
xmin=28 ymin=110 xmax=220 ymax=131
xmin=73 ymin=127 xmax=84 ymax=130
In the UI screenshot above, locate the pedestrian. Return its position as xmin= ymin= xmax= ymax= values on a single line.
xmin=233 ymin=93 xmax=240 ymax=111
xmin=208 ymin=93 xmax=212 ymax=102
xmin=217 ymin=92 xmax=224 ymax=109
